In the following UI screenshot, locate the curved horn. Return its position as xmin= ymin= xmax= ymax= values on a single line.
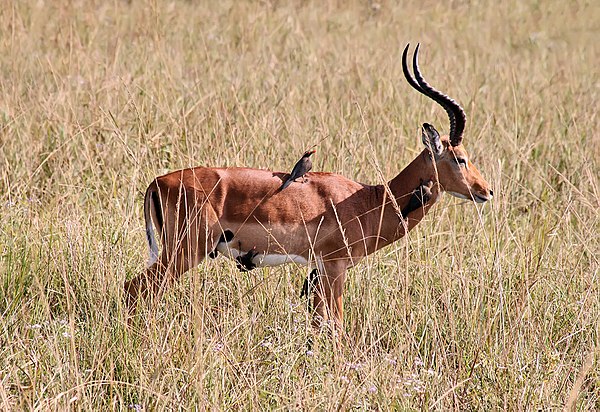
xmin=402 ymin=43 xmax=467 ymax=146
xmin=402 ymin=44 xmax=424 ymax=94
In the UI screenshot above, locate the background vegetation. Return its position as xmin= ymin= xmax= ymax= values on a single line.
xmin=0 ymin=0 xmax=598 ymax=409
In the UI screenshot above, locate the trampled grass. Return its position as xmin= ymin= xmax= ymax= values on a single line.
xmin=0 ymin=0 xmax=598 ymax=409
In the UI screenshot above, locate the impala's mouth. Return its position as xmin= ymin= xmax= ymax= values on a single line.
xmin=448 ymin=191 xmax=492 ymax=203
xmin=473 ymin=194 xmax=489 ymax=203
xmin=447 ymin=191 xmax=468 ymax=200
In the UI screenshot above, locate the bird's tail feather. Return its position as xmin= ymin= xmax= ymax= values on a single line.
xmin=280 ymin=178 xmax=292 ymax=191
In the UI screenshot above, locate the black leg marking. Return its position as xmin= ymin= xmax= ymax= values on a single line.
xmin=300 ymin=269 xmax=319 ymax=299
xmin=300 ymin=269 xmax=319 ymax=319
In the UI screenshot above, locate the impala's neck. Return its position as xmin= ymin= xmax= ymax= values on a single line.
xmin=388 ymin=149 xmax=438 ymax=199
xmin=375 ymin=149 xmax=441 ymax=249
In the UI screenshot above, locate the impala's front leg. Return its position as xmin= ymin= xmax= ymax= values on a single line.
xmin=312 ymin=261 xmax=347 ymax=339
xmin=300 ymin=269 xmax=319 ymax=300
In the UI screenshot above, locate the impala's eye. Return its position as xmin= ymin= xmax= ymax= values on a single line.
xmin=456 ymin=157 xmax=468 ymax=168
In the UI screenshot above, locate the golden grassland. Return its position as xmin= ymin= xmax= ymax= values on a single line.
xmin=0 ymin=0 xmax=598 ymax=409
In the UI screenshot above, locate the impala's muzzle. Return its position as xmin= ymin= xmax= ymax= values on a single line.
xmin=473 ymin=193 xmax=491 ymax=203
xmin=448 ymin=188 xmax=493 ymax=203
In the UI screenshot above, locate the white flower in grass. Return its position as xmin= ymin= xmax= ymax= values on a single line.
xmin=368 ymin=385 xmax=377 ymax=394
xmin=385 ymin=356 xmax=397 ymax=366
xmin=305 ymin=350 xmax=314 ymax=357
xmin=341 ymin=375 xmax=349 ymax=384
xmin=345 ymin=362 xmax=363 ymax=371
xmin=62 ymin=331 xmax=72 ymax=338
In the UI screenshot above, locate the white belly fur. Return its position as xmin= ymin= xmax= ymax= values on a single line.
xmin=215 ymin=242 xmax=309 ymax=267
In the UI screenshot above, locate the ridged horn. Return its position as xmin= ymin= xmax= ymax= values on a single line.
xmin=402 ymin=43 xmax=466 ymax=146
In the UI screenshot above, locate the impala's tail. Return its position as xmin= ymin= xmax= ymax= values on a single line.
xmin=144 ymin=184 xmax=162 ymax=266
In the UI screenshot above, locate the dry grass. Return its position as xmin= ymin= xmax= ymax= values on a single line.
xmin=0 ymin=0 xmax=598 ymax=410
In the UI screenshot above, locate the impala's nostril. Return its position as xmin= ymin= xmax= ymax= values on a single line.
xmin=489 ymin=189 xmax=494 ymax=197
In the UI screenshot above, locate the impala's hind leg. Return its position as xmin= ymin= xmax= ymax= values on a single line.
xmin=124 ymin=181 xmax=221 ymax=313
xmin=124 ymin=253 xmax=170 ymax=311
xmin=125 ymin=231 xmax=224 ymax=314
xmin=124 ymin=240 xmax=203 ymax=312
xmin=125 ymin=226 xmax=218 ymax=314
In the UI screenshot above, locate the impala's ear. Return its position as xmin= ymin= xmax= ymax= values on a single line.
xmin=421 ymin=123 xmax=443 ymax=156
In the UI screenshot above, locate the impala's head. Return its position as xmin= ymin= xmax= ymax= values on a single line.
xmin=403 ymin=44 xmax=493 ymax=204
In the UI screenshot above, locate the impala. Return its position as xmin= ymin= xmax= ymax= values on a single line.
xmin=124 ymin=44 xmax=493 ymax=334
